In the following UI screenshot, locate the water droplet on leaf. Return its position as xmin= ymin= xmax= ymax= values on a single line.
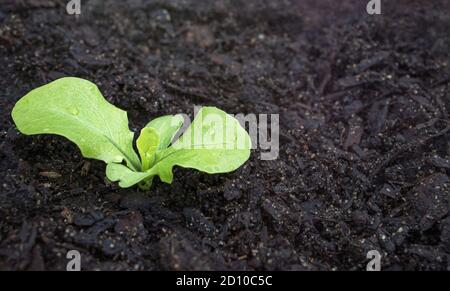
xmin=70 ymin=107 xmax=79 ymax=115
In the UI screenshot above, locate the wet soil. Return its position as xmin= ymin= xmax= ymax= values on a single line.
xmin=0 ymin=0 xmax=449 ymax=270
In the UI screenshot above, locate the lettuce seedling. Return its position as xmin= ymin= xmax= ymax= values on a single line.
xmin=12 ymin=77 xmax=251 ymax=190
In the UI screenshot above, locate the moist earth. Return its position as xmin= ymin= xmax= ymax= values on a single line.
xmin=0 ymin=0 xmax=449 ymax=270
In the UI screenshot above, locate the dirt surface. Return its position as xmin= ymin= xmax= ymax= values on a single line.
xmin=0 ymin=0 xmax=449 ymax=271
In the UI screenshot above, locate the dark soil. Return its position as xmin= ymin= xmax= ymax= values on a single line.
xmin=0 ymin=0 xmax=449 ymax=271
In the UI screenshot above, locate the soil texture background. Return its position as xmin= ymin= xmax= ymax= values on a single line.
xmin=0 ymin=0 xmax=449 ymax=270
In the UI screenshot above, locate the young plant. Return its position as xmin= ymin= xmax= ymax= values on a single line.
xmin=11 ymin=77 xmax=251 ymax=190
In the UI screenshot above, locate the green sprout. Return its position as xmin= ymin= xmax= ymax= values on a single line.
xmin=11 ymin=77 xmax=251 ymax=190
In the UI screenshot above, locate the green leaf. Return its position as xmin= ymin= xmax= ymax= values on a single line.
xmin=136 ymin=127 xmax=159 ymax=171
xmin=148 ymin=107 xmax=251 ymax=183
xmin=11 ymin=77 xmax=141 ymax=171
xmin=106 ymin=107 xmax=251 ymax=188
xmin=144 ymin=114 xmax=184 ymax=150
xmin=106 ymin=163 xmax=153 ymax=188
